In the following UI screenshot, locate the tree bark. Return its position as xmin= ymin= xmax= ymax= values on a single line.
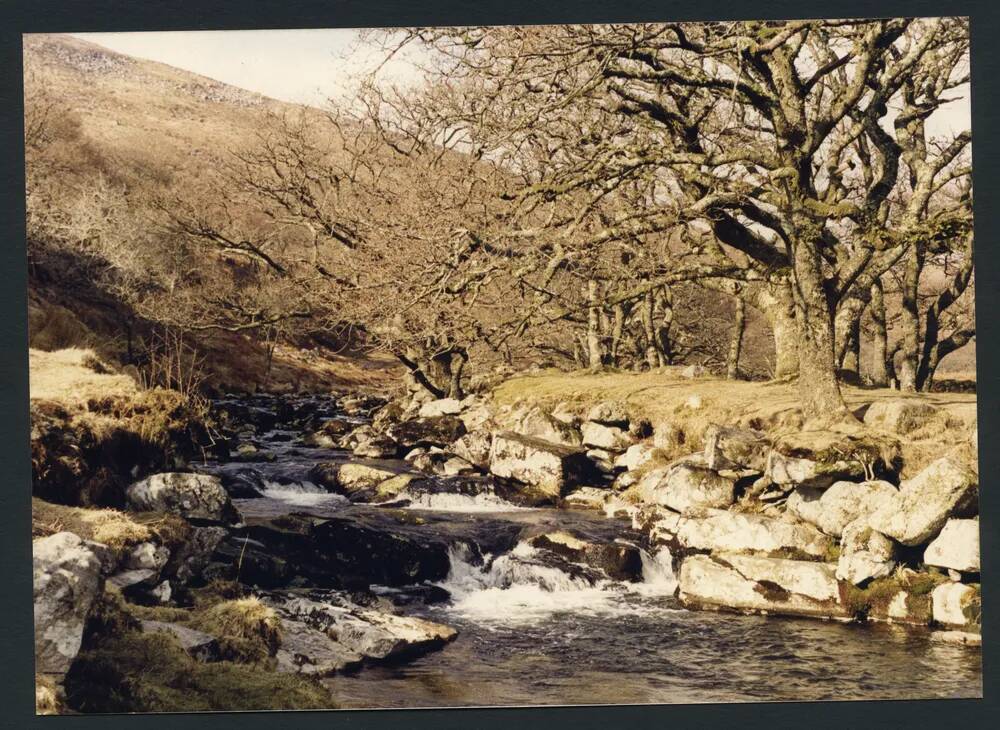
xmin=791 ymin=235 xmax=850 ymax=420
xmin=897 ymin=245 xmax=923 ymax=392
xmin=641 ymin=291 xmax=659 ymax=368
xmin=755 ymin=282 xmax=799 ymax=379
xmin=726 ymin=295 xmax=745 ymax=380
xmin=869 ymin=279 xmax=889 ymax=387
xmin=586 ymin=278 xmax=604 ymax=371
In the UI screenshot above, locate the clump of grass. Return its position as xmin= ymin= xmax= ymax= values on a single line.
xmin=35 ymin=674 xmax=63 ymax=715
xmin=32 ymin=497 xmax=152 ymax=560
xmin=839 ymin=570 xmax=948 ymax=622
xmin=64 ymin=631 xmax=333 ymax=713
xmin=193 ymin=598 xmax=282 ymax=662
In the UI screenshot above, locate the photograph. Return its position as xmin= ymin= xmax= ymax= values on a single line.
xmin=24 ymin=17 xmax=982 ymax=715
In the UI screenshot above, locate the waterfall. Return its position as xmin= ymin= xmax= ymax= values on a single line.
xmin=257 ymin=480 xmax=348 ymax=507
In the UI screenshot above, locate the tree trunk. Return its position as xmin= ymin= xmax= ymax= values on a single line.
xmin=898 ymin=246 xmax=923 ymax=392
xmin=609 ymin=302 xmax=626 ymax=367
xmin=655 ymin=286 xmax=674 ymax=366
xmin=755 ymin=282 xmax=799 ymax=379
xmin=586 ymin=278 xmax=603 ymax=371
xmin=869 ymin=279 xmax=889 ymax=387
xmin=916 ymin=243 xmax=975 ymax=391
xmin=641 ymin=291 xmax=658 ymax=369
xmin=791 ymin=237 xmax=850 ymax=420
xmin=726 ymin=296 xmax=745 ymax=380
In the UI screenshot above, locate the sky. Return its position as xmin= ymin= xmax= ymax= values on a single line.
xmin=72 ymin=28 xmax=971 ymax=136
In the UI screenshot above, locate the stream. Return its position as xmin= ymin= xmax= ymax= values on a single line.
xmin=197 ymin=394 xmax=982 ymax=708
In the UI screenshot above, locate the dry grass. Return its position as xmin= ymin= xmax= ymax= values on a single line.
xmin=32 ymin=497 xmax=151 ymax=552
xmin=194 ymin=598 xmax=283 ymax=662
xmin=29 ymin=347 xmax=136 ymax=405
xmin=492 ymin=368 xmax=977 ymax=475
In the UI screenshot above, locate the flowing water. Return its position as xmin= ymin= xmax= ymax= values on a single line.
xmin=201 ymin=395 xmax=983 ymax=709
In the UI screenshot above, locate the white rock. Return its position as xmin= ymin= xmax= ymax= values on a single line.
xmin=787 ymin=480 xmax=898 ymax=538
xmin=681 ymin=365 xmax=707 ymax=378
xmin=930 ymin=630 xmax=982 ymax=647
xmin=581 ymin=421 xmax=634 ymax=452
xmin=654 ymin=509 xmax=833 ymax=558
xmin=127 ymin=472 xmax=237 ymax=523
xmin=127 ymin=542 xmax=170 ymax=572
xmin=451 ymin=431 xmax=492 ymax=469
xmin=924 ymin=518 xmax=980 ymax=573
xmin=678 ymin=553 xmax=846 ymax=618
xmin=586 ymin=401 xmax=629 ymax=426
xmin=500 ymin=406 xmax=582 ymax=447
xmin=836 ymin=519 xmax=898 ymax=585
xmin=868 ymin=457 xmax=978 ymax=547
xmin=33 ymin=532 xmax=103 ymax=675
xmin=931 ymin=582 xmax=980 ymax=627
xmin=863 ymin=399 xmax=941 ymax=435
xmin=337 ymin=463 xmax=406 ymax=492
xmin=442 ymin=457 xmax=475 ymax=476
xmin=613 ymin=443 xmax=657 ymax=471
xmin=488 ymin=432 xmax=595 ymax=500
xmin=703 ymin=424 xmax=769 ymax=472
xmin=637 ymin=458 xmax=735 ymax=515
xmin=418 ymin=398 xmax=463 ymax=418
xmin=563 ymin=487 xmax=610 ymax=511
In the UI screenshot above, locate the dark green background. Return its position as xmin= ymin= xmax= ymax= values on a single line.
xmin=1 ymin=1 xmax=995 ymax=726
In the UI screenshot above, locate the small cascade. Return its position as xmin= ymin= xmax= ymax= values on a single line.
xmin=400 ymin=490 xmax=531 ymax=513
xmin=633 ymin=546 xmax=679 ymax=597
xmin=257 ymin=480 xmax=349 ymax=508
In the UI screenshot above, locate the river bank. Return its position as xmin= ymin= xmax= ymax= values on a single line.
xmin=31 ymin=352 xmax=982 ymax=713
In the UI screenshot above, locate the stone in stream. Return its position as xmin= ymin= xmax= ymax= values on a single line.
xmin=527 ymin=530 xmax=643 ymax=582
xmin=352 ymin=434 xmax=400 ymax=459
xmin=140 ymin=620 xmax=221 ymax=662
xmin=267 ymin=592 xmax=457 ymax=676
xmin=127 ymin=472 xmax=240 ymax=524
xmin=703 ymin=424 xmax=770 ymax=472
xmin=562 ymin=486 xmax=611 ymax=512
xmin=835 ymin=519 xmax=898 ymax=586
xmin=387 ymin=415 xmax=467 ymax=450
xmin=867 ymin=457 xmax=978 ymax=547
xmin=333 ymin=462 xmax=406 ymax=493
xmin=931 ymin=582 xmax=981 ymax=628
xmin=786 ymin=480 xmax=898 ymax=538
xmin=651 ymin=508 xmax=834 ymax=559
xmin=862 ymin=399 xmax=942 ymax=435
xmin=678 ymin=553 xmax=848 ymax=619
xmin=33 ymin=532 xmax=104 ymax=676
xmin=488 ymin=431 xmax=601 ymax=503
xmin=636 ymin=456 xmax=736 ymax=515
xmin=923 ymin=518 xmax=980 ymax=573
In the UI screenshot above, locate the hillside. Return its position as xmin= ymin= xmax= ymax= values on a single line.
xmin=23 ymin=33 xmax=399 ymax=395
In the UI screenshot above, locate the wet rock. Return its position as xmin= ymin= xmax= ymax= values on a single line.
xmin=171 ymin=526 xmax=228 ymax=584
xmin=442 ymin=457 xmax=475 ymax=476
xmin=562 ymin=487 xmax=610 ymax=511
xmin=352 ymin=434 xmax=399 ymax=459
xmin=335 ymin=463 xmax=405 ymax=493
xmin=387 ymin=415 xmax=467 ymax=450
xmin=581 ymin=421 xmax=634 ymax=452
xmin=33 ymin=532 xmax=103 ymax=675
xmin=268 ymin=593 xmax=457 ymax=676
xmin=528 ymin=530 xmax=643 ymax=581
xmin=678 ymin=553 xmax=847 ymax=619
xmin=217 ymin=467 xmax=267 ymax=498
xmin=786 ymin=480 xmax=898 ymax=538
xmin=127 ymin=472 xmax=240 ymax=524
xmin=418 ymin=398 xmax=463 ymax=418
xmin=652 ymin=509 xmax=834 ymax=559
xmin=306 ymin=462 xmax=341 ymax=491
xmin=488 ymin=432 xmax=599 ymax=502
xmin=637 ymin=457 xmax=736 ymax=515
xmin=451 ymin=431 xmax=492 ymax=469
xmin=930 ymin=630 xmax=982 ymax=647
xmin=924 ymin=518 xmax=980 ymax=573
xmin=586 ymin=401 xmax=629 ymax=427
xmin=863 ymin=399 xmax=941 ymax=435
xmin=931 ymin=582 xmax=981 ymax=628
xmin=703 ymin=425 xmax=770 ymax=472
xmin=140 ymin=620 xmax=221 ymax=662
xmin=836 ymin=520 xmax=898 ymax=586
xmin=868 ymin=457 xmax=978 ymax=547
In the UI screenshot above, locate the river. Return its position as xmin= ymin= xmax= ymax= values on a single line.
xmin=199 ymin=394 xmax=983 ymax=708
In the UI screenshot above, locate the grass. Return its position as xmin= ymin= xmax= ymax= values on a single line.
xmin=491 ymin=368 xmax=977 ymax=475
xmin=839 ymin=571 xmax=949 ymax=622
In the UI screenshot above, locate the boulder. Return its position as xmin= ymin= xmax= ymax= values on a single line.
xmin=500 ymin=406 xmax=583 ymax=447
xmin=528 ymin=530 xmax=643 ymax=582
xmin=127 ymin=473 xmax=239 ymax=523
xmin=336 ymin=463 xmax=405 ymax=493
xmin=613 ymin=443 xmax=656 ymax=472
xmin=931 ymin=582 xmax=981 ymax=628
xmin=442 ymin=457 xmax=476 ymax=476
xmin=835 ymin=519 xmax=898 ymax=586
xmin=451 ymin=431 xmax=493 ymax=469
xmin=868 ymin=457 xmax=978 ymax=546
xmin=586 ymin=401 xmax=629 ymax=427
xmin=637 ymin=458 xmax=735 ymax=515
xmin=387 ymin=415 xmax=467 ymax=449
xmin=562 ymin=487 xmax=610 ymax=511
xmin=930 ymin=630 xmax=982 ymax=647
xmin=765 ymin=431 xmax=895 ymax=489
xmin=488 ymin=432 xmax=598 ymax=501
xmin=127 ymin=542 xmax=170 ymax=572
xmin=786 ymin=480 xmax=898 ymax=538
xmin=863 ymin=399 xmax=941 ymax=435
xmin=581 ymin=421 xmax=634 ymax=452
xmin=678 ymin=553 xmax=847 ymax=619
xmin=418 ymin=398 xmax=463 ymax=418
xmin=352 ymin=435 xmax=399 ymax=459
xmin=33 ymin=532 xmax=103 ymax=675
xmin=703 ymin=425 xmax=770 ymax=472
xmin=171 ymin=526 xmax=228 ymax=584
xmin=924 ymin=518 xmax=980 ymax=573
xmin=551 ymin=402 xmax=582 ymax=426
xmin=140 ymin=620 xmax=220 ymax=662
xmin=653 ymin=509 xmax=833 ymax=559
